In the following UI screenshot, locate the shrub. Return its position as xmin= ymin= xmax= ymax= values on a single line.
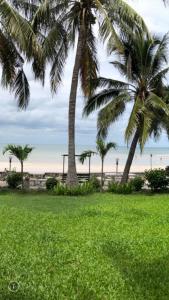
xmin=130 ymin=176 xmax=144 ymax=192
xmin=54 ymin=182 xmax=94 ymax=196
xmin=89 ymin=176 xmax=101 ymax=192
xmin=145 ymin=169 xmax=169 ymax=191
xmin=6 ymin=171 xmax=22 ymax=189
xmin=46 ymin=177 xmax=58 ymax=190
xmin=108 ymin=181 xmax=132 ymax=194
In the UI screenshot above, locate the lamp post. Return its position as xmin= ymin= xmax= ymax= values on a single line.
xmin=116 ymin=158 xmax=119 ymax=175
xmin=9 ymin=156 xmax=12 ymax=172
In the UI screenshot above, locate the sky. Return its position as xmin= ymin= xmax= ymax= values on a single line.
xmin=1 ymin=0 xmax=169 ymax=147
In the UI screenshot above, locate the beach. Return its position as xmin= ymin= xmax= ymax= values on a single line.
xmin=1 ymin=144 xmax=169 ymax=174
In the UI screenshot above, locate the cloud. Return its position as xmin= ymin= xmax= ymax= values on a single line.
xmin=0 ymin=0 xmax=168 ymax=147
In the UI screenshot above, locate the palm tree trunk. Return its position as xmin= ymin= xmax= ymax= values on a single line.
xmin=121 ymin=129 xmax=139 ymax=183
xmin=21 ymin=161 xmax=24 ymax=189
xmin=66 ymin=25 xmax=84 ymax=186
xmin=101 ymin=157 xmax=104 ymax=188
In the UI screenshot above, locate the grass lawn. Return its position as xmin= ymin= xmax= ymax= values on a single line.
xmin=0 ymin=192 xmax=169 ymax=299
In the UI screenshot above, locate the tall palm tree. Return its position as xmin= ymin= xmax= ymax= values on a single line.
xmin=84 ymin=30 xmax=169 ymax=183
xmin=0 ymin=0 xmax=41 ymax=108
xmin=13 ymin=0 xmax=148 ymax=186
xmin=79 ymin=139 xmax=116 ymax=186
xmin=3 ymin=145 xmax=33 ymax=188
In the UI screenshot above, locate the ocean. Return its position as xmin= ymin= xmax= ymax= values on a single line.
xmin=1 ymin=144 xmax=169 ymax=174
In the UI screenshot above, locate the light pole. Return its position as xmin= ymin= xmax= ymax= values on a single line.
xmin=116 ymin=158 xmax=119 ymax=175
xmin=150 ymin=154 xmax=153 ymax=170
xmin=9 ymin=156 xmax=12 ymax=172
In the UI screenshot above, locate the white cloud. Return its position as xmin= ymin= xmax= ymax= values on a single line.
xmin=0 ymin=0 xmax=168 ymax=147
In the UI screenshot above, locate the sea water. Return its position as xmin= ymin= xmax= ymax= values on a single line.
xmin=1 ymin=144 xmax=169 ymax=174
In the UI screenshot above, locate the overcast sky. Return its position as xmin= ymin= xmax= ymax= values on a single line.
xmin=1 ymin=0 xmax=169 ymax=146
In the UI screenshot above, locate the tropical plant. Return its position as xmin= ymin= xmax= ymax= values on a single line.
xmin=14 ymin=0 xmax=148 ymax=186
xmin=108 ymin=181 xmax=132 ymax=194
xmin=84 ymin=30 xmax=169 ymax=183
xmin=0 ymin=1 xmax=41 ymax=108
xmin=46 ymin=177 xmax=58 ymax=191
xmin=3 ymin=145 xmax=33 ymax=189
xmin=6 ymin=171 xmax=22 ymax=189
xmin=130 ymin=176 xmax=144 ymax=192
xmin=145 ymin=169 xmax=169 ymax=191
xmin=54 ymin=181 xmax=94 ymax=196
xmin=79 ymin=139 xmax=116 ymax=187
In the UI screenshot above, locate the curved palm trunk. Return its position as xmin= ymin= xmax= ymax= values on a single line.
xmin=121 ymin=129 xmax=139 ymax=183
xmin=66 ymin=26 xmax=84 ymax=186
xmin=21 ymin=160 xmax=24 ymax=189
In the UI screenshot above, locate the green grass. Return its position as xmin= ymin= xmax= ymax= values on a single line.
xmin=0 ymin=191 xmax=169 ymax=299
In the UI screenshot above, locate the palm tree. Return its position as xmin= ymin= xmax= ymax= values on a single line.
xmin=79 ymin=139 xmax=116 ymax=186
xmin=0 ymin=1 xmax=41 ymax=108
xmin=96 ymin=139 xmax=116 ymax=186
xmin=84 ymin=30 xmax=169 ymax=183
xmin=79 ymin=150 xmax=96 ymax=176
xmin=14 ymin=0 xmax=148 ymax=186
xmin=3 ymin=145 xmax=34 ymax=188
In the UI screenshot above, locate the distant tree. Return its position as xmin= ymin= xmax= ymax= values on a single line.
xmin=3 ymin=145 xmax=34 ymax=189
xmin=79 ymin=139 xmax=116 ymax=187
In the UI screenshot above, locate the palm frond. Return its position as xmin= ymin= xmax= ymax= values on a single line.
xmin=13 ymin=69 xmax=30 ymax=110
xmin=97 ymin=92 xmax=130 ymax=138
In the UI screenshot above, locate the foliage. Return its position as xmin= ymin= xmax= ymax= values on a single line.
xmin=3 ymin=144 xmax=33 ymax=162
xmin=84 ymin=32 xmax=169 ymax=150
xmin=108 ymin=181 xmax=132 ymax=194
xmin=145 ymin=169 xmax=169 ymax=191
xmin=89 ymin=175 xmax=101 ymax=192
xmin=130 ymin=176 xmax=144 ymax=192
xmin=46 ymin=177 xmax=58 ymax=191
xmin=54 ymin=182 xmax=94 ymax=196
xmin=79 ymin=151 xmax=96 ymax=164
xmin=1 ymin=192 xmax=169 ymax=299
xmin=13 ymin=0 xmax=147 ymax=94
xmin=96 ymin=139 xmax=116 ymax=159
xmin=6 ymin=171 xmax=22 ymax=189
xmin=0 ymin=1 xmax=42 ymax=108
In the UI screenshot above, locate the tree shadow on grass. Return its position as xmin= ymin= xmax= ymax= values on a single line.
xmin=102 ymin=240 xmax=169 ymax=299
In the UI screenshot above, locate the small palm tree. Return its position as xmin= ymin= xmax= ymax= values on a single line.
xmin=97 ymin=139 xmax=116 ymax=187
xmin=79 ymin=140 xmax=116 ymax=187
xmin=3 ymin=145 xmax=33 ymax=189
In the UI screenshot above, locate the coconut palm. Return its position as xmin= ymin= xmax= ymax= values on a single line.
xmin=13 ymin=0 xmax=148 ymax=186
xmin=3 ymin=145 xmax=34 ymax=188
xmin=79 ymin=139 xmax=116 ymax=186
xmin=84 ymin=30 xmax=169 ymax=183
xmin=0 ymin=1 xmax=41 ymax=108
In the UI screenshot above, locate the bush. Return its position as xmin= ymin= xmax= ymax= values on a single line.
xmin=145 ymin=169 xmax=169 ymax=191
xmin=46 ymin=177 xmax=58 ymax=190
xmin=130 ymin=176 xmax=144 ymax=192
xmin=108 ymin=181 xmax=132 ymax=194
xmin=6 ymin=171 xmax=22 ymax=189
xmin=54 ymin=181 xmax=94 ymax=196
xmin=89 ymin=176 xmax=101 ymax=192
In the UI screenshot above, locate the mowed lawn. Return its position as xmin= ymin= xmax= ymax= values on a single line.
xmin=0 ymin=192 xmax=169 ymax=299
